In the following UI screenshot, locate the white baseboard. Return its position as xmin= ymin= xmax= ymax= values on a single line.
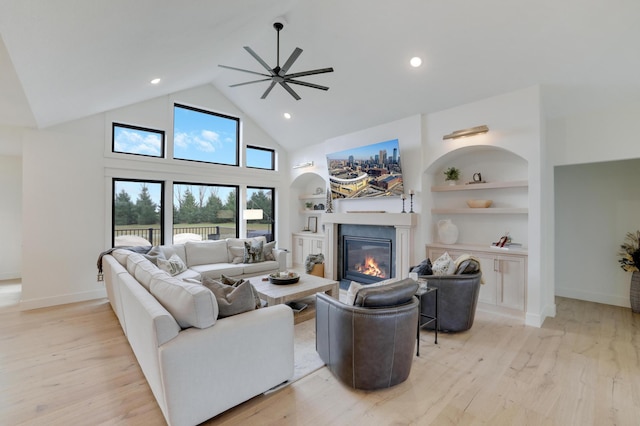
xmin=555 ymin=287 xmax=629 ymax=308
xmin=0 ymin=272 xmax=21 ymax=281
xmin=19 ymin=288 xmax=107 ymax=311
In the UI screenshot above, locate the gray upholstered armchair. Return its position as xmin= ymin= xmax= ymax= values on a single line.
xmin=419 ymin=272 xmax=482 ymax=332
xmin=315 ymin=278 xmax=419 ymax=390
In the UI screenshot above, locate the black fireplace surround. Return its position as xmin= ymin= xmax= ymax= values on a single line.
xmin=338 ymin=224 xmax=396 ymax=288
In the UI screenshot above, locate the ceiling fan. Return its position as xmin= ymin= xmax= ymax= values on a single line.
xmin=218 ymin=22 xmax=334 ymax=100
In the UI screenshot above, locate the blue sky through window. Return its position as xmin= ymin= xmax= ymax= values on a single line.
xmin=173 ymin=105 xmax=238 ymax=165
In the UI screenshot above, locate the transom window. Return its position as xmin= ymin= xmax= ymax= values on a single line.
xmin=173 ymin=104 xmax=239 ymax=166
xmin=246 ymin=146 xmax=275 ymax=170
xmin=112 ymin=123 xmax=164 ymax=158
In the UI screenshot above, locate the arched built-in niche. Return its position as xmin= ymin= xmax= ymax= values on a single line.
xmin=422 ymin=145 xmax=529 ymax=247
xmin=290 ymin=172 xmax=326 ymax=233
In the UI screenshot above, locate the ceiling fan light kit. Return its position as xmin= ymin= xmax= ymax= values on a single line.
xmin=219 ymin=22 xmax=334 ymax=100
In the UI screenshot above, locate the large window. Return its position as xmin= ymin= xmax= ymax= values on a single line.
xmin=246 ymin=187 xmax=275 ymax=242
xmin=112 ymin=179 xmax=164 ymax=246
xmin=173 ymin=104 xmax=239 ymax=166
xmin=246 ymin=146 xmax=275 ymax=170
xmin=173 ymin=183 xmax=239 ymax=242
xmin=112 ymin=123 xmax=164 ymax=158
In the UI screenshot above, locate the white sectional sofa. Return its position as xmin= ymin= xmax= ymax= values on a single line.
xmin=101 ymin=237 xmax=294 ymax=426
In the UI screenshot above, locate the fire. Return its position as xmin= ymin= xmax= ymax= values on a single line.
xmin=355 ymin=255 xmax=387 ymax=278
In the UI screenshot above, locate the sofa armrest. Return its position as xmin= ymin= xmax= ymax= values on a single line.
xmin=273 ymin=248 xmax=287 ymax=271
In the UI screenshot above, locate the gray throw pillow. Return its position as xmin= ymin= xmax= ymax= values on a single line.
xmin=219 ymin=274 xmax=261 ymax=309
xmin=202 ymin=277 xmax=258 ymax=318
xmin=143 ymin=245 xmax=166 ymax=266
xmin=243 ymin=239 xmax=264 ymax=264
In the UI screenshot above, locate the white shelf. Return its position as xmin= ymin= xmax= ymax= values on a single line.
xmin=431 ymin=180 xmax=528 ymax=192
xmin=298 ymin=194 xmax=325 ymax=200
xmin=300 ymin=210 xmax=324 ymax=215
xmin=431 ymin=208 xmax=528 ymax=215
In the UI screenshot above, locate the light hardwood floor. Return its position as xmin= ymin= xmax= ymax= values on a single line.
xmin=1 ymin=297 xmax=639 ymax=425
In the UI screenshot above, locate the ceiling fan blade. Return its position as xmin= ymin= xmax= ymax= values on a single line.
xmin=279 ymin=81 xmax=301 ymax=100
xmin=260 ymin=81 xmax=277 ymax=99
xmin=286 ymin=67 xmax=334 ymax=79
xmin=286 ymin=79 xmax=330 ymax=91
xmin=229 ymin=78 xmax=273 ymax=88
xmin=244 ymin=46 xmax=276 ymax=75
xmin=279 ymin=47 xmax=303 ymax=76
xmin=218 ymin=65 xmax=271 ymax=78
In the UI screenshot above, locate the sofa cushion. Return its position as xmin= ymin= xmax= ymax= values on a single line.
xmin=126 ymin=252 xmax=150 ymax=276
xmin=160 ymin=244 xmax=187 ymax=265
xmin=158 ymin=253 xmax=188 ymax=277
xmin=192 ymin=264 xmax=245 ymax=280
xmin=202 ymin=277 xmax=258 ymax=318
xmin=229 ymin=246 xmax=245 ymax=264
xmin=241 ymin=260 xmax=280 ymax=276
xmin=133 ymin=256 xmax=169 ymax=291
xmin=185 ymin=240 xmax=229 ymax=267
xmin=112 ymin=248 xmax=133 ymax=266
xmin=150 ymin=276 xmax=218 ymax=329
xmin=143 ymin=245 xmax=166 ymax=266
xmin=354 ymin=278 xmax=418 ymax=308
xmin=432 ymin=252 xmax=455 ymax=275
xmin=243 ymin=239 xmax=264 ymax=263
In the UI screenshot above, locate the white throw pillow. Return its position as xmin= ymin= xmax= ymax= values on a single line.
xmin=432 ymin=252 xmax=456 ymax=275
xmin=157 ymin=253 xmax=188 ymax=276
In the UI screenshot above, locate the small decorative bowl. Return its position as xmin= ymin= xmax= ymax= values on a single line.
xmin=467 ymin=199 xmax=493 ymax=208
xmin=268 ymin=272 xmax=300 ymax=285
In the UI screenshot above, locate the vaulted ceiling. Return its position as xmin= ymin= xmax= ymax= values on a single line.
xmin=1 ymin=0 xmax=639 ymax=154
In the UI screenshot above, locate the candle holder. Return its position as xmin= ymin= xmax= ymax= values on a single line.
xmin=401 ymin=194 xmax=406 ymax=213
xmin=409 ymin=193 xmax=414 ymax=213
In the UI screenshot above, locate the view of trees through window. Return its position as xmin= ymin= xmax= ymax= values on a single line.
xmin=173 ymin=183 xmax=239 ymax=241
xmin=113 ymin=179 xmax=163 ymax=246
xmin=247 ymin=187 xmax=275 ymax=242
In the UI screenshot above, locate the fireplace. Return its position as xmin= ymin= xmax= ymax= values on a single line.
xmin=343 ymin=236 xmax=392 ymax=284
xmin=337 ymin=223 xmax=397 ymax=288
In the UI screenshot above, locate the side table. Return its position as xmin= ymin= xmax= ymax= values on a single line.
xmin=416 ymin=286 xmax=438 ymax=357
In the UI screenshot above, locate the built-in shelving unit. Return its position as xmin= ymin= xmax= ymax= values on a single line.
xmin=431 ymin=180 xmax=528 ymax=215
xmin=431 ymin=180 xmax=528 ymax=192
xmin=298 ymin=193 xmax=326 ymax=214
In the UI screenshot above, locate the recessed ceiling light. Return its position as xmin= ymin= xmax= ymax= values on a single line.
xmin=410 ymin=57 xmax=422 ymax=68
xmin=283 ymin=112 xmax=291 ymax=119
xmin=150 ymin=78 xmax=161 ymax=85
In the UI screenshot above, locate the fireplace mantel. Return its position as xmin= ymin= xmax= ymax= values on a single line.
xmin=321 ymin=213 xmax=417 ymax=281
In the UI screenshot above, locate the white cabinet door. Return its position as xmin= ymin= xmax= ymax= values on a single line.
xmin=497 ymin=255 xmax=526 ymax=311
xmin=292 ymin=236 xmax=304 ymax=265
xmin=475 ymin=253 xmax=497 ymax=305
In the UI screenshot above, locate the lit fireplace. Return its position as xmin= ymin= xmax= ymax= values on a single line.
xmin=342 ymin=235 xmax=392 ymax=284
xmin=354 ymin=255 xmax=387 ymax=278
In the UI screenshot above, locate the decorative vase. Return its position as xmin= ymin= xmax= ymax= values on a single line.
xmin=630 ymin=271 xmax=640 ymax=313
xmin=447 ymin=180 xmax=457 ymax=186
xmin=437 ymin=219 xmax=459 ymax=244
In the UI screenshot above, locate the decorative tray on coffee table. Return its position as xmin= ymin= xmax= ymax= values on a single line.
xmin=268 ymin=272 xmax=300 ymax=285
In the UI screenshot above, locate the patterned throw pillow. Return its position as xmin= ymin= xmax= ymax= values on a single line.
xmin=263 ymin=241 xmax=277 ymax=261
xmin=243 ymin=239 xmax=264 ymax=263
xmin=411 ymin=258 xmax=433 ymax=276
xmin=157 ymin=253 xmax=188 ymax=276
xmin=220 ymin=274 xmax=261 ymax=309
xmin=431 ymin=252 xmax=455 ymax=276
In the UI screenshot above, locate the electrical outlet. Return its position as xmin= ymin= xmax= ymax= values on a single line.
xmin=97 ymin=273 xmax=104 ymax=282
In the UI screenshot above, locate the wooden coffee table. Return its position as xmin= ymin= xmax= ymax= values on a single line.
xmin=251 ymin=273 xmax=339 ymax=323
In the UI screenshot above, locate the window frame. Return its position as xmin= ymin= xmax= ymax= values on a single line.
xmin=112 ymin=178 xmax=165 ymax=247
xmin=172 ymin=182 xmax=240 ymax=242
xmin=246 ymin=186 xmax=275 ymax=243
xmin=246 ymin=145 xmax=275 ymax=170
xmin=172 ymin=103 xmax=240 ymax=166
xmin=112 ymin=122 xmax=165 ymax=158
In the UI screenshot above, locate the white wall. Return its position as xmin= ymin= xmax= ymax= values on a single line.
xmin=20 ymin=84 xmax=288 ymax=310
xmin=421 ymin=86 xmax=549 ymax=326
xmin=0 ymin=154 xmax=22 ymax=279
xmin=289 ymin=114 xmax=423 ymax=265
xmin=549 ymin=100 xmax=640 ymax=308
